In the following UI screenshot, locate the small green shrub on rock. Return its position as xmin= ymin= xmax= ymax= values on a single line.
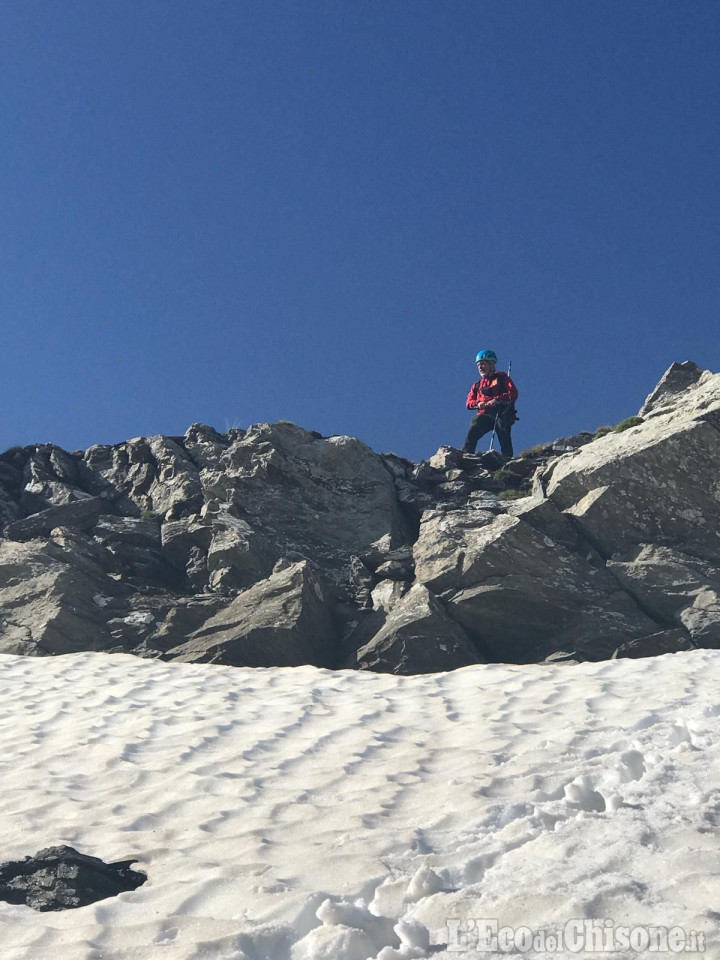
xmin=613 ymin=416 xmax=644 ymax=433
xmin=519 ymin=442 xmax=550 ymax=457
xmin=497 ymin=488 xmax=528 ymax=501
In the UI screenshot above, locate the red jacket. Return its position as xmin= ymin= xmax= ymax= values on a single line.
xmin=466 ymin=371 xmax=518 ymax=412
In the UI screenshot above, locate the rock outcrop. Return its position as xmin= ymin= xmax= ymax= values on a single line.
xmin=1 ymin=361 xmax=719 ymax=672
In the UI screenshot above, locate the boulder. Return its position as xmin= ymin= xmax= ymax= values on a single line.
xmin=203 ymin=423 xmax=408 ymax=563
xmin=167 ymin=561 xmax=337 ymax=667
xmin=677 ymin=588 xmax=720 ymax=648
xmin=639 ymin=360 xmax=707 ymax=418
xmin=0 ymin=846 xmax=146 ymax=911
xmin=352 ymin=583 xmax=483 ymax=674
xmin=0 ymin=539 xmax=116 ymax=655
xmin=541 ymin=403 xmax=720 ymax=563
xmin=160 ymin=516 xmax=213 ymax=589
xmin=205 ymin=521 xmax=277 ymax=593
xmin=94 ymin=516 xmax=179 ymax=590
xmin=4 ymin=496 xmax=107 ymax=541
xmin=608 ymin=544 xmax=720 ymax=625
xmin=83 ymin=436 xmax=203 ymax=519
xmin=414 ymin=506 xmax=659 ymax=663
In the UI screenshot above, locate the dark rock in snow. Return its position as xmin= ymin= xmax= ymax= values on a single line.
xmin=0 ymin=845 xmax=146 ymax=911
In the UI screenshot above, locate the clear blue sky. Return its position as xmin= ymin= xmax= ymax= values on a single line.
xmin=2 ymin=1 xmax=719 ymax=461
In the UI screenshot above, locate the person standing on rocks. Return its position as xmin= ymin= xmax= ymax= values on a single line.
xmin=463 ymin=349 xmax=518 ymax=459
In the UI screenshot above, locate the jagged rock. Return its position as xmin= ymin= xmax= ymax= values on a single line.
xmin=182 ymin=423 xmax=230 ymax=470
xmin=639 ymin=360 xmax=706 ymax=418
xmin=375 ymin=558 xmax=414 ymax=581
xmin=1 ymin=361 xmax=720 ymax=671
xmin=428 ymin=446 xmax=465 ymax=471
xmin=371 ymin=579 xmax=411 ymax=612
xmin=0 ymin=845 xmax=146 ymax=911
xmin=540 ymin=371 xmax=720 ymax=563
xmin=677 ymin=588 xmax=720 ymax=648
xmin=346 ymin=556 xmax=376 ymax=608
xmin=352 ymin=583 xmax=483 ymax=674
xmin=380 ymin=453 xmax=411 ymax=479
xmin=160 ymin=516 xmax=213 ymax=589
xmin=360 ymin=535 xmax=413 ymax=571
xmin=167 ymin=561 xmax=337 ymax=667
xmin=94 ymin=516 xmax=179 ymax=590
xmin=84 ymin=436 xmax=203 ymax=519
xmin=5 ymin=496 xmax=107 ymax=541
xmin=414 ymin=507 xmax=659 ymax=662
xmin=0 ymin=539 xmax=118 ymax=655
xmin=204 ymin=423 xmax=408 ymax=559
xmin=20 ymin=445 xmax=87 ymax=512
xmin=608 ymin=545 xmax=720 ymax=627
xmin=205 ymin=522 xmax=277 ymax=593
xmin=507 ymin=494 xmax=605 ymax=565
xmin=92 ymin=593 xmax=226 ymax=655
xmin=150 ymin=596 xmax=227 ymax=651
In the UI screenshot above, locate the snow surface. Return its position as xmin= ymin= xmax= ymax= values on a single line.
xmin=0 ymin=650 xmax=718 ymax=959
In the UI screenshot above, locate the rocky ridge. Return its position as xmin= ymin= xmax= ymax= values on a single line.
xmin=1 ymin=361 xmax=718 ymax=673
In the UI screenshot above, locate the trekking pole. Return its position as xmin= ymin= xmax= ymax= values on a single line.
xmin=487 ymin=360 xmax=512 ymax=453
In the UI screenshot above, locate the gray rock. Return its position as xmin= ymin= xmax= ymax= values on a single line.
xmin=84 ymin=435 xmax=202 ymax=519
xmin=205 ymin=522 xmax=277 ymax=593
xmin=374 ymin=559 xmax=414 ymax=581
xmin=0 ymin=540 xmax=116 ymax=655
xmin=205 ymin=422 xmax=407 ymax=558
xmin=182 ymin=423 xmax=229 ymax=470
xmin=20 ymin=445 xmax=87 ymax=512
xmin=428 ymin=446 xmax=465 ymax=471
xmin=160 ymin=516 xmax=213 ymax=587
xmin=370 ymin=579 xmax=411 ymax=613
xmin=352 ymin=583 xmax=483 ymax=674
xmin=414 ymin=509 xmax=658 ymax=662
xmin=5 ymin=497 xmax=106 ymax=541
xmin=608 ymin=545 xmax=720 ymax=624
xmin=167 ymin=561 xmax=337 ymax=667
xmin=94 ymin=515 xmax=179 ymax=590
xmin=639 ymin=360 xmax=706 ymax=418
xmin=2 ymin=359 xmax=720 ymax=672
xmin=612 ymin=629 xmax=695 ymax=659
xmin=541 ymin=401 xmax=720 ymax=563
xmin=677 ymin=588 xmax=720 ymax=648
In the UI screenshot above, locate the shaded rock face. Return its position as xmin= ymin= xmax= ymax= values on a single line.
xmin=0 ymin=846 xmax=146 ymax=911
xmin=2 ymin=361 xmax=720 ymax=672
xmin=168 ymin=561 xmax=337 ymax=668
xmin=350 ymin=583 xmax=484 ymax=674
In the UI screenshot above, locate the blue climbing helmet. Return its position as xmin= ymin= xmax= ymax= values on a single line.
xmin=475 ymin=349 xmax=497 ymax=363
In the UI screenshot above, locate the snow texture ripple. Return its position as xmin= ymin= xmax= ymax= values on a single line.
xmin=0 ymin=651 xmax=718 ymax=959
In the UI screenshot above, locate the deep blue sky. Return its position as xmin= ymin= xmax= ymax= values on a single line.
xmin=2 ymin=1 xmax=719 ymax=461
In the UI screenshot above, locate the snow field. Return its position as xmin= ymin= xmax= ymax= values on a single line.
xmin=0 ymin=650 xmax=717 ymax=959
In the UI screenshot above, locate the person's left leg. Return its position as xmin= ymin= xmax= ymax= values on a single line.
xmin=496 ymin=420 xmax=514 ymax=459
xmin=463 ymin=414 xmax=494 ymax=453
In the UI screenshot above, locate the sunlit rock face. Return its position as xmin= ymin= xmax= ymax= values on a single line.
xmin=1 ymin=362 xmax=720 ymax=671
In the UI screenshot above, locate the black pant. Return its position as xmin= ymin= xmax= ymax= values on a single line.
xmin=463 ymin=408 xmax=514 ymax=458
